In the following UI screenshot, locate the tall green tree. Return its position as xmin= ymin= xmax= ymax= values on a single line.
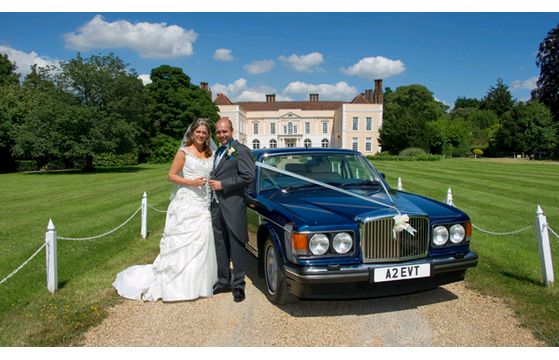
xmin=495 ymin=101 xmax=557 ymax=159
xmin=480 ymin=78 xmax=515 ymax=117
xmin=533 ymin=22 xmax=559 ymax=123
xmin=0 ymin=55 xmax=22 ymax=171
xmin=55 ymin=53 xmax=150 ymax=169
xmin=378 ymin=84 xmax=447 ymax=154
xmin=146 ymin=65 xmax=218 ymax=139
xmin=0 ymin=54 xmax=19 ymax=86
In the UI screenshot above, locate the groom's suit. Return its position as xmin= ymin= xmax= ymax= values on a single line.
xmin=211 ymin=140 xmax=255 ymax=291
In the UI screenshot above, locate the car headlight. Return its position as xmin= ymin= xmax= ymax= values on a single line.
xmin=433 ymin=226 xmax=449 ymax=246
xmin=309 ymin=233 xmax=329 ymax=255
xmin=449 ymin=224 xmax=465 ymax=244
xmin=332 ymin=232 xmax=353 ymax=254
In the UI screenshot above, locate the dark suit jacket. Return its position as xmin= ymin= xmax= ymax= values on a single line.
xmin=212 ymin=140 xmax=255 ymax=243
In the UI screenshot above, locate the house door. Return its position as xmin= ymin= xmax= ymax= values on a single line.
xmin=285 ymin=139 xmax=296 ymax=148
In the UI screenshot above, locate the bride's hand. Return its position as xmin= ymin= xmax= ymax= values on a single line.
xmin=191 ymin=177 xmax=207 ymax=187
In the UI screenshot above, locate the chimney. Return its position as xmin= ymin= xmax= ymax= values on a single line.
xmin=364 ymin=89 xmax=373 ymax=102
xmin=309 ymin=93 xmax=319 ymax=102
xmin=200 ymin=81 xmax=212 ymax=99
xmin=266 ymin=94 xmax=276 ymax=102
xmin=372 ymin=79 xmax=384 ymax=104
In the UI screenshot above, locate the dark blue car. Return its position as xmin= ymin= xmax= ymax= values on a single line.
xmin=245 ymin=148 xmax=478 ymax=304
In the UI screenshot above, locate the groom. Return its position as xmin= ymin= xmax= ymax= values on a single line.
xmin=209 ymin=117 xmax=255 ymax=302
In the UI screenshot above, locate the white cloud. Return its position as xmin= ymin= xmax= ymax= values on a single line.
xmin=244 ymin=60 xmax=275 ymax=74
xmin=212 ymin=78 xmax=248 ymax=96
xmin=279 ymin=52 xmax=324 ymax=72
xmin=211 ymin=78 xmax=291 ymax=102
xmin=340 ymin=56 xmax=405 ymax=80
xmin=213 ymin=48 xmax=235 ymax=61
xmin=138 ymin=74 xmax=152 ymax=85
xmin=511 ymin=76 xmax=538 ymax=91
xmin=283 ymin=81 xmax=358 ymax=100
xmin=0 ymin=45 xmax=59 ymax=78
xmin=64 ymin=15 xmax=197 ymax=59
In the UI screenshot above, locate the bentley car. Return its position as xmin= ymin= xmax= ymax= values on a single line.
xmin=245 ymin=148 xmax=478 ymax=304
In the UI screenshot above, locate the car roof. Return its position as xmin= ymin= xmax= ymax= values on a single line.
xmin=252 ymin=147 xmax=360 ymax=158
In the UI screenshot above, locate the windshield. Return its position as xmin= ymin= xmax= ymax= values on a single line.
xmin=259 ymin=153 xmax=383 ymax=191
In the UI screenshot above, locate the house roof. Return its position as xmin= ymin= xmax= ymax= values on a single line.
xmin=235 ymin=101 xmax=344 ymax=111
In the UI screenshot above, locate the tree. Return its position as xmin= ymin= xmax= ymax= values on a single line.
xmin=0 ymin=53 xmax=19 ymax=86
xmin=55 ymin=53 xmax=150 ymax=169
xmin=495 ymin=101 xmax=557 ymax=159
xmin=378 ymin=84 xmax=447 ymax=154
xmin=429 ymin=117 xmax=473 ymax=157
xmin=146 ymin=65 xmax=219 ymax=140
xmin=454 ymin=97 xmax=481 ymax=111
xmin=481 ymin=78 xmax=515 ymax=117
xmin=533 ymin=23 xmax=559 ymax=123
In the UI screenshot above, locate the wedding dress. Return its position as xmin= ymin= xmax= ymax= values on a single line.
xmin=113 ymin=148 xmax=217 ymax=301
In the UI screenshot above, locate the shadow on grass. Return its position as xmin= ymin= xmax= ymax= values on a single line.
xmin=23 ymin=166 xmax=151 ymax=176
xmin=501 ymin=271 xmax=543 ymax=287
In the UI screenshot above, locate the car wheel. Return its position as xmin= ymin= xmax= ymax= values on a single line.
xmin=263 ymin=237 xmax=298 ymax=305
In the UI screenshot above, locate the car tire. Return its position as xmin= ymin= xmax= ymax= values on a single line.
xmin=263 ymin=237 xmax=298 ymax=305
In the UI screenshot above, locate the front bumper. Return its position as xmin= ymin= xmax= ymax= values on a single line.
xmin=283 ymin=251 xmax=478 ymax=299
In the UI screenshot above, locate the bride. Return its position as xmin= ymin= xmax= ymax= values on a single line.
xmin=113 ymin=118 xmax=217 ymax=301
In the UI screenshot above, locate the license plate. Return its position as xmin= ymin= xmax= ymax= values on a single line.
xmin=373 ymin=263 xmax=430 ymax=282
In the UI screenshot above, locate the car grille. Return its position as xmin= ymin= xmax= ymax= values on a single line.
xmin=360 ymin=216 xmax=429 ymax=263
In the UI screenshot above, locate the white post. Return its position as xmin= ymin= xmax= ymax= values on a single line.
xmin=45 ymin=219 xmax=58 ymax=293
xmin=141 ymin=192 xmax=148 ymax=239
xmin=446 ymin=188 xmax=454 ymax=206
xmin=535 ymin=205 xmax=554 ymax=287
xmin=397 ymin=177 xmax=403 ymax=191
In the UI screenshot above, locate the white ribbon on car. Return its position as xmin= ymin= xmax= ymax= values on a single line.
xmin=255 ymin=161 xmax=417 ymax=238
xmin=393 ymin=213 xmax=417 ymax=238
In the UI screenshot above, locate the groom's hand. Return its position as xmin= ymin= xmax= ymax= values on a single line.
xmin=209 ymin=179 xmax=222 ymax=191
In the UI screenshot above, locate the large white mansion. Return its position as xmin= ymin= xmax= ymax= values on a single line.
xmin=202 ymin=79 xmax=384 ymax=155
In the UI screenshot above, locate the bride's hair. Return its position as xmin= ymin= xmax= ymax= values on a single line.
xmin=184 ymin=118 xmax=213 ymax=157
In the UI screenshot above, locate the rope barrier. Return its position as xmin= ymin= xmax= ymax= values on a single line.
xmin=148 ymin=204 xmax=167 ymax=213
xmin=547 ymin=224 xmax=559 ymax=239
xmin=58 ymin=206 xmax=142 ymax=241
xmin=0 ymin=243 xmax=46 ymax=286
xmin=472 ymin=224 xmax=532 ymax=236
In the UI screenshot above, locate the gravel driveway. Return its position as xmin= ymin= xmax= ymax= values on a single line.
xmin=82 ymin=257 xmax=544 ymax=346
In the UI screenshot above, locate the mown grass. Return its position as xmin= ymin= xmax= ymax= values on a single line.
xmin=373 ymin=158 xmax=559 ymax=345
xmin=0 ymin=164 xmax=171 ymax=345
xmin=0 ymin=159 xmax=558 ymax=345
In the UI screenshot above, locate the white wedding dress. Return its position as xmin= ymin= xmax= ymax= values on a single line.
xmin=113 ymin=149 xmax=217 ymax=301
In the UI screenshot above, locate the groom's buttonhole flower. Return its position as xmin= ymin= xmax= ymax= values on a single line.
xmin=227 ymin=147 xmax=238 ymax=159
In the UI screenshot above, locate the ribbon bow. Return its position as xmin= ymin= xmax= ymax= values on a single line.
xmin=393 ymin=214 xmax=417 ymax=238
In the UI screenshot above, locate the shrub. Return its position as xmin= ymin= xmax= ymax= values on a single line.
xmin=473 ymin=148 xmax=484 ymax=157
xmin=148 ymin=134 xmax=181 ymax=164
xmin=399 ymin=147 xmax=427 ymax=157
xmin=16 ymin=160 xmax=39 ymax=172
xmin=368 ymin=154 xmax=443 ymax=161
xmin=93 ymin=153 xmax=139 ymax=167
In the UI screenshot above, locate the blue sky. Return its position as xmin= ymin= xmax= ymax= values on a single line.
xmin=0 ymin=11 xmax=558 ymax=107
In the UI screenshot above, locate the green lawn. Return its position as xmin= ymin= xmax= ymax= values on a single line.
xmin=373 ymin=158 xmax=559 ymax=345
xmin=0 ymin=159 xmax=558 ymax=345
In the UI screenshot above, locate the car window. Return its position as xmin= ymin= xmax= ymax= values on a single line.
xmin=259 ymin=153 xmax=381 ymax=191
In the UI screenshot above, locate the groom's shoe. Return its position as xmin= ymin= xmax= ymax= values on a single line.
xmin=233 ymin=288 xmax=245 ymax=303
xmin=213 ymin=284 xmax=231 ymax=295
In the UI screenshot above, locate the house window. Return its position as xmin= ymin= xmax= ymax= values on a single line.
xmin=252 ymin=139 xmax=260 ymax=149
xmin=321 ymin=138 xmax=329 ymax=148
xmin=270 ymin=123 xmax=276 ymax=135
xmin=322 ymin=122 xmax=328 ymax=134
xmin=269 ymin=139 xmax=277 ymax=148
xmin=365 ymin=137 xmax=372 ymax=152
xmin=253 ymin=122 xmax=259 ymax=135
xmin=352 ymin=137 xmax=358 ymax=151
xmin=285 ymin=122 xmax=294 ymax=135
xmin=366 ymin=117 xmax=372 ymax=131
xmin=305 ymin=122 xmax=310 ymax=134
xmin=352 ymin=117 xmax=359 ymax=131
xmin=304 ymin=138 xmax=312 ymax=148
